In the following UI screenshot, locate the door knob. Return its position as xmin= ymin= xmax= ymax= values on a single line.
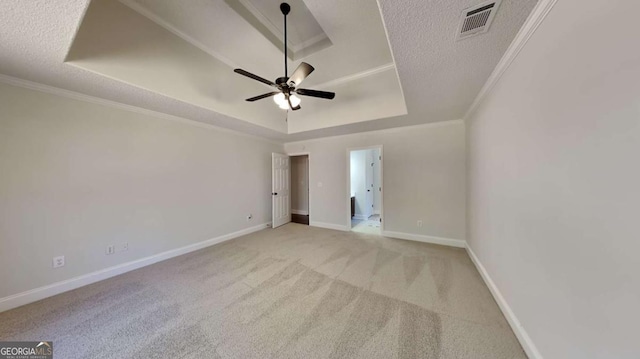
xmin=272 ymin=192 xmax=278 ymax=195
xmin=367 ymin=189 xmax=371 ymax=192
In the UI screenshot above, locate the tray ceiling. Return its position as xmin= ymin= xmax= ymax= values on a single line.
xmin=0 ymin=0 xmax=538 ymax=141
xmin=65 ymin=0 xmax=406 ymax=135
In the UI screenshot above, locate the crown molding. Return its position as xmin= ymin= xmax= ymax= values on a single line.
xmin=375 ymin=0 xmax=407 ymax=114
xmin=463 ymin=0 xmax=558 ymax=122
xmin=0 ymin=73 xmax=283 ymax=145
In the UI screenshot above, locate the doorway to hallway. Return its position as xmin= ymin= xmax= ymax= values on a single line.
xmin=290 ymin=154 xmax=309 ymax=225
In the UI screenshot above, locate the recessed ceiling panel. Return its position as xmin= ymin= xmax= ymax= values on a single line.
xmin=65 ymin=0 xmax=406 ymax=135
xmin=67 ymin=0 xmax=288 ymax=133
xmin=225 ymin=0 xmax=332 ymax=59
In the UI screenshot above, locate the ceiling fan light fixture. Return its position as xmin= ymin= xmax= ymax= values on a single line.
xmin=274 ymin=94 xmax=289 ymax=110
xmin=278 ymin=102 xmax=289 ymax=110
xmin=290 ymin=94 xmax=301 ymax=107
xmin=273 ymin=92 xmax=286 ymax=106
xmin=273 ymin=93 xmax=301 ymax=110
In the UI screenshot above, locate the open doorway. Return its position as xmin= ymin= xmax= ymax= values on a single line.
xmin=348 ymin=146 xmax=382 ymax=234
xmin=290 ymin=154 xmax=309 ymax=225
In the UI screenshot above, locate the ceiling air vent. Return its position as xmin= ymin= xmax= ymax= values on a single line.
xmin=457 ymin=0 xmax=501 ymax=40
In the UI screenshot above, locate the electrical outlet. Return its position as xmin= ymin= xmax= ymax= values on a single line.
xmin=52 ymin=256 xmax=65 ymax=268
xmin=247 ymin=214 xmax=253 ymax=221
xmin=417 ymin=220 xmax=423 ymax=227
xmin=122 ymin=242 xmax=129 ymax=251
xmin=106 ymin=245 xmax=115 ymax=255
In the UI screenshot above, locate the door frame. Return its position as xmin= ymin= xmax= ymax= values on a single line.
xmin=346 ymin=145 xmax=384 ymax=232
xmin=287 ymin=151 xmax=311 ymax=223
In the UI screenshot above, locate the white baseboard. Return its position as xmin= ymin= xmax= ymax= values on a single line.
xmin=466 ymin=245 xmax=542 ymax=359
xmin=352 ymin=214 xmax=368 ymax=220
xmin=310 ymin=221 xmax=348 ymax=232
xmin=0 ymin=223 xmax=270 ymax=313
xmin=291 ymin=209 xmax=309 ymax=215
xmin=381 ymin=230 xmax=466 ymax=248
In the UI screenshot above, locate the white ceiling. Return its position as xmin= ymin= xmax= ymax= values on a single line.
xmin=226 ymin=0 xmax=330 ymax=56
xmin=0 ymin=0 xmax=537 ymax=142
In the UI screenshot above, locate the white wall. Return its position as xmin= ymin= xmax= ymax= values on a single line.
xmin=0 ymin=81 xmax=282 ymax=300
xmin=466 ymin=1 xmax=640 ymax=357
xmin=285 ymin=120 xmax=466 ymax=240
xmin=290 ymin=155 xmax=309 ymax=214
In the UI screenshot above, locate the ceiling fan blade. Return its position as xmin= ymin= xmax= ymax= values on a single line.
xmin=246 ymin=92 xmax=280 ymax=102
xmin=234 ymin=69 xmax=277 ymax=87
xmin=287 ymin=62 xmax=315 ymax=87
xmin=296 ymin=88 xmax=335 ymax=100
xmin=287 ymin=94 xmax=301 ymax=111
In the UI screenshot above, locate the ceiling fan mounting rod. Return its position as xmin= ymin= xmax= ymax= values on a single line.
xmin=281 ymin=2 xmax=290 ymax=78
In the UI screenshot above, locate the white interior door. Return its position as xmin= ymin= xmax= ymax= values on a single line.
xmin=365 ymin=150 xmax=374 ymax=218
xmin=272 ymin=153 xmax=291 ymax=228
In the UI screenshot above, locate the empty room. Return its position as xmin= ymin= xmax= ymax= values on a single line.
xmin=0 ymin=0 xmax=637 ymax=358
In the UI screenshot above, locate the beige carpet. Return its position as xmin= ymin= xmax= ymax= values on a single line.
xmin=0 ymin=224 xmax=525 ymax=358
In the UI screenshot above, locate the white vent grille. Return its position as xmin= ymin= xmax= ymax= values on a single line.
xmin=457 ymin=0 xmax=501 ymax=40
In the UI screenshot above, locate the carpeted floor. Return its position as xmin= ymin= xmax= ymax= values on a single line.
xmin=0 ymin=224 xmax=525 ymax=358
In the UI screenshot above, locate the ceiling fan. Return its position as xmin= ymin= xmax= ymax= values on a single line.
xmin=233 ymin=2 xmax=335 ymax=111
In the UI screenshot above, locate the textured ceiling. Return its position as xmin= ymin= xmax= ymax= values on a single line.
xmin=0 ymin=0 xmax=537 ymax=142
